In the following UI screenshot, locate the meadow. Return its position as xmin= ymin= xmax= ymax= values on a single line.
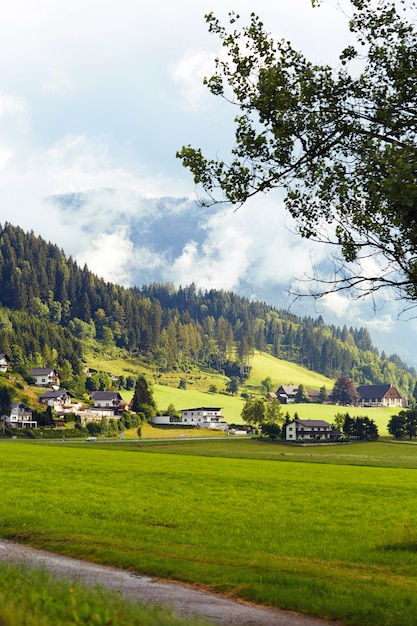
xmin=88 ymin=350 xmax=402 ymax=434
xmin=2 ymin=439 xmax=417 ymax=625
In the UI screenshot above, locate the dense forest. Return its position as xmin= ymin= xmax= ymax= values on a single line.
xmin=0 ymin=222 xmax=415 ymax=397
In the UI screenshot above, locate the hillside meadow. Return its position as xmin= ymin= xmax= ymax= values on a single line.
xmin=100 ymin=350 xmax=400 ymax=435
xmin=2 ymin=439 xmax=417 ymax=625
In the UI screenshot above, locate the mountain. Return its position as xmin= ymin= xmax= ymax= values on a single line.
xmin=0 ymin=222 xmax=415 ymax=400
xmin=46 ymin=189 xmax=417 ymax=371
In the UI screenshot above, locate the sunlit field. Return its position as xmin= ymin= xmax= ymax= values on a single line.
xmin=2 ymin=439 xmax=417 ymax=625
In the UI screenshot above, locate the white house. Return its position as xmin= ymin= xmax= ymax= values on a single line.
xmin=39 ymin=389 xmax=81 ymax=414
xmin=6 ymin=402 xmax=37 ymax=429
xmin=89 ymin=391 xmax=124 ymax=417
xmin=29 ymin=368 xmax=60 ymax=387
xmin=285 ymin=418 xmax=339 ymax=442
xmin=180 ymin=407 xmax=228 ymax=430
xmin=0 ymin=352 xmax=10 ymax=373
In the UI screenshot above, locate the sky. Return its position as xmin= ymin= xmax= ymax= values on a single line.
xmin=1 ymin=0 xmax=417 ymax=368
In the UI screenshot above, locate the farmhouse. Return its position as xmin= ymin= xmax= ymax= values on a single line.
xmin=275 ymin=385 xmax=331 ymax=404
xmin=6 ymin=402 xmax=37 ymax=429
xmin=29 ymin=368 xmax=60 ymax=387
xmin=180 ymin=407 xmax=228 ymax=430
xmin=276 ymin=385 xmax=298 ymax=403
xmin=356 ymin=384 xmax=406 ymax=408
xmin=285 ymin=418 xmax=340 ymax=442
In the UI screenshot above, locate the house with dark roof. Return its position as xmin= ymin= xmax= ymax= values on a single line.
xmin=6 ymin=402 xmax=37 ymax=429
xmin=29 ymin=368 xmax=60 ymax=387
xmin=285 ymin=418 xmax=341 ymax=442
xmin=39 ymin=389 xmax=81 ymax=415
xmin=89 ymin=391 xmax=124 ymax=417
xmin=276 ymin=385 xmax=299 ymax=403
xmin=275 ymin=385 xmax=331 ymax=404
xmin=180 ymin=407 xmax=228 ymax=430
xmin=356 ymin=384 xmax=406 ymax=408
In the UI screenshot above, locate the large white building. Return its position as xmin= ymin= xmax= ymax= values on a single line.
xmin=151 ymin=407 xmax=228 ymax=430
xmin=286 ymin=418 xmax=340 ymax=442
xmin=6 ymin=402 xmax=37 ymax=429
xmin=180 ymin=407 xmax=228 ymax=430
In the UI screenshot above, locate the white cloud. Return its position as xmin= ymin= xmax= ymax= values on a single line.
xmin=76 ymin=229 xmax=134 ymax=286
xmin=170 ymin=49 xmax=216 ymax=113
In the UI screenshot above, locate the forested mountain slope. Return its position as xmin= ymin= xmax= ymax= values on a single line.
xmin=0 ymin=222 xmax=414 ymax=397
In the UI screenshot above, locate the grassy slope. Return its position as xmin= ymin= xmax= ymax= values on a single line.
xmin=86 ymin=350 xmax=401 ymax=435
xmin=247 ymin=351 xmax=334 ymax=390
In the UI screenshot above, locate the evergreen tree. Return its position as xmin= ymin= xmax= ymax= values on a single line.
xmin=131 ymin=375 xmax=156 ymax=420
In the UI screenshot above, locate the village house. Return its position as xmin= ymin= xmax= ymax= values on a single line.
xmin=285 ymin=418 xmax=341 ymax=442
xmin=89 ymin=391 xmax=125 ymax=418
xmin=356 ymin=384 xmax=406 ymax=408
xmin=6 ymin=402 xmax=37 ymax=429
xmin=29 ymin=367 xmax=60 ymax=387
xmin=276 ymin=385 xmax=298 ymax=403
xmin=39 ymin=389 xmax=82 ymax=414
xmin=180 ymin=407 xmax=228 ymax=430
xmin=275 ymin=385 xmax=331 ymax=404
xmin=0 ymin=352 xmax=10 ymax=373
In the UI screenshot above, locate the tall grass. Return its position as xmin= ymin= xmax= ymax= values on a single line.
xmin=0 ymin=561 xmax=208 ymax=626
xmin=2 ymin=440 xmax=417 ymax=624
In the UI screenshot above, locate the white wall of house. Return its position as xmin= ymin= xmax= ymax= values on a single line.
xmin=6 ymin=415 xmax=37 ymax=428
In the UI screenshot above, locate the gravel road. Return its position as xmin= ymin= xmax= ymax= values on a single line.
xmin=0 ymin=539 xmax=340 ymax=626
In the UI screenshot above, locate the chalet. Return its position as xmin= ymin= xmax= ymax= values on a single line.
xmin=180 ymin=407 xmax=228 ymax=430
xmin=276 ymin=385 xmax=298 ymax=404
xmin=0 ymin=352 xmax=10 ymax=373
xmin=89 ymin=391 xmax=123 ymax=417
xmin=275 ymin=385 xmax=329 ymax=404
xmin=356 ymin=384 xmax=406 ymax=408
xmin=39 ymin=389 xmax=80 ymax=414
xmin=285 ymin=418 xmax=340 ymax=442
xmin=29 ymin=368 xmax=60 ymax=387
xmin=6 ymin=402 xmax=37 ymax=429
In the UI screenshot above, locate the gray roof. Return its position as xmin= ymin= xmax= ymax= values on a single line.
xmin=30 ymin=368 xmax=58 ymax=376
xmin=293 ymin=419 xmax=332 ymax=427
xmin=40 ymin=389 xmax=73 ymax=400
xmin=357 ymin=384 xmax=400 ymax=399
xmin=90 ymin=391 xmax=122 ymax=401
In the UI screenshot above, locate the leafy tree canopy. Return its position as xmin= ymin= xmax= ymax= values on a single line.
xmin=332 ymin=375 xmax=359 ymax=406
xmin=177 ymin=1 xmax=417 ymax=305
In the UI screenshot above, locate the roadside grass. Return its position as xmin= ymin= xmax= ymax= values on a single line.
xmin=0 ymin=561 xmax=208 ymax=626
xmin=139 ymin=423 xmax=229 ymax=439
xmin=3 ymin=441 xmax=417 ymax=624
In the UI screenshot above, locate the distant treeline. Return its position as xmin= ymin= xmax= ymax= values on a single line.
xmin=0 ymin=222 xmax=414 ymax=397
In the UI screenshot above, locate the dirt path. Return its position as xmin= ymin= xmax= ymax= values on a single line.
xmin=0 ymin=539 xmax=341 ymax=626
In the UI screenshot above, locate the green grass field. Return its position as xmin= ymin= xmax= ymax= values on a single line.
xmin=2 ymin=439 xmax=417 ymax=625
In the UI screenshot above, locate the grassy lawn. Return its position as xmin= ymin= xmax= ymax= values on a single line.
xmin=2 ymin=439 xmax=417 ymax=624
